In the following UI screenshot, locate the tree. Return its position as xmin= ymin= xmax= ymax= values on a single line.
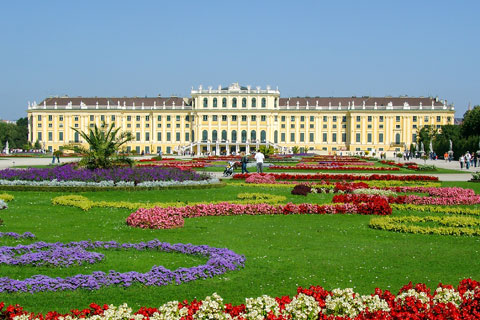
xmin=461 ymin=106 xmax=480 ymax=137
xmin=67 ymin=122 xmax=133 ymax=169
xmin=259 ymin=145 xmax=275 ymax=158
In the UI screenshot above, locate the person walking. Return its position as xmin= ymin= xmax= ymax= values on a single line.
xmin=240 ymin=152 xmax=249 ymax=174
xmin=444 ymin=152 xmax=448 ymax=163
xmin=254 ymin=149 xmax=265 ymax=173
xmin=459 ymin=155 xmax=465 ymax=169
xmin=465 ymin=152 xmax=471 ymax=169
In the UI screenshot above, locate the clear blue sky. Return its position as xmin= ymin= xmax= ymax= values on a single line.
xmin=1 ymin=0 xmax=478 ymax=120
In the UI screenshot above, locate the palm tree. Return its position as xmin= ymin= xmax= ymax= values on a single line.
xmin=69 ymin=122 xmax=133 ymax=169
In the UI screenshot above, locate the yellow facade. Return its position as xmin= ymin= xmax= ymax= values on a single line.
xmin=27 ymin=83 xmax=455 ymax=155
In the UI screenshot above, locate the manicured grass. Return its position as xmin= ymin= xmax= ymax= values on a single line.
xmin=0 ymin=181 xmax=480 ymax=312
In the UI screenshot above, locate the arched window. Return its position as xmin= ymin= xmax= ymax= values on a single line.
xmin=274 ymin=98 xmax=278 ymax=108
xmin=251 ymin=130 xmax=256 ymax=141
xmin=212 ymin=130 xmax=218 ymax=142
xmin=232 ymin=98 xmax=237 ymax=108
xmin=242 ymin=98 xmax=247 ymax=108
xmin=202 ymin=130 xmax=208 ymax=141
xmin=261 ymin=98 xmax=266 ymax=108
xmin=252 ymin=98 xmax=257 ymax=108
xmin=231 ymin=130 xmax=237 ymax=142
xmin=241 ymin=130 xmax=247 ymax=142
xmin=203 ymin=98 xmax=208 ymax=108
xmin=260 ymin=130 xmax=266 ymax=142
xmin=221 ymin=130 xmax=227 ymax=141
xmin=395 ymin=133 xmax=401 ymax=144
xmin=213 ymin=98 xmax=217 ymax=108
xmin=222 ymin=98 xmax=227 ymax=108
xmin=274 ymin=130 xmax=278 ymax=143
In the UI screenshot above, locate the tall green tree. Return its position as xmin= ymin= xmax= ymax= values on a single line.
xmin=68 ymin=122 xmax=133 ymax=169
xmin=461 ymin=106 xmax=480 ymax=137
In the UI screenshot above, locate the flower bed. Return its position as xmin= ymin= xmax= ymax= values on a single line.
xmin=369 ymin=215 xmax=480 ymax=236
xmin=233 ymin=173 xmax=439 ymax=181
xmin=0 ymin=165 xmax=208 ymax=184
xmin=269 ymin=164 xmax=400 ymax=171
xmin=0 ymin=238 xmax=245 ymax=293
xmin=3 ymin=279 xmax=479 ymax=319
xmin=127 ymin=200 xmax=392 ymax=229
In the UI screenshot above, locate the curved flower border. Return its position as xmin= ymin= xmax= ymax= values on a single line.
xmin=0 ymin=238 xmax=245 ymax=293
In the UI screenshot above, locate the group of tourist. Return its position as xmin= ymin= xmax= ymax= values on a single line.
xmin=459 ymin=151 xmax=479 ymax=169
xmin=240 ymin=150 xmax=265 ymax=174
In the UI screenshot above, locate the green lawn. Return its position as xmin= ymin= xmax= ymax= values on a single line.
xmin=0 ymin=182 xmax=479 ymax=312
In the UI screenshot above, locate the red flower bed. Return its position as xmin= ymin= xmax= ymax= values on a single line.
xmin=233 ymin=173 xmax=439 ymax=181
xmin=2 ymin=279 xmax=479 ymax=320
xmin=333 ymin=193 xmax=406 ymax=206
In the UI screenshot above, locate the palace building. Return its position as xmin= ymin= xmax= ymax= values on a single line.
xmin=27 ymin=83 xmax=455 ymax=155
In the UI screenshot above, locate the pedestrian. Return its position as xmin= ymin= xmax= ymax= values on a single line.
xmin=240 ymin=152 xmax=249 ymax=174
xmin=474 ymin=152 xmax=478 ymax=167
xmin=444 ymin=152 xmax=448 ymax=163
xmin=254 ymin=149 xmax=265 ymax=173
xmin=52 ymin=150 xmax=56 ymax=164
xmin=55 ymin=150 xmax=61 ymax=163
xmin=459 ymin=155 xmax=465 ymax=169
xmin=465 ymin=152 xmax=471 ymax=169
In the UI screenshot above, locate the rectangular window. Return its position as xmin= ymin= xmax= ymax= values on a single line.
xmin=356 ymin=124 xmax=361 ymax=129
xmin=136 ymin=116 xmax=140 ymax=121
xmin=176 ymin=132 xmax=180 ymax=141
xmin=379 ymin=133 xmax=384 ymax=143
xmin=261 ymin=115 xmax=266 ymax=121
xmin=167 ymin=115 xmax=171 ymax=121
xmin=232 ymin=115 xmax=237 ymax=121
xmin=136 ymin=132 xmax=140 ymax=141
xmin=281 ymin=132 xmax=286 ymax=142
xmin=290 ymin=133 xmax=295 ymax=142
xmin=145 ymin=132 xmax=150 ymax=141
xmin=413 ymin=124 xmax=417 ymax=129
xmin=127 ymin=124 xmax=131 ymax=128
xmin=310 ymin=124 xmax=314 ymax=129
xmin=222 ymin=115 xmax=227 ymax=121
xmin=436 ymin=116 xmax=441 ymax=122
xmin=90 ymin=115 xmax=94 ymax=121
xmin=332 ymin=133 xmax=337 ymax=142
xmin=323 ymin=132 xmax=327 ymax=142
xmin=48 ymin=132 xmax=53 ymax=141
xmin=367 ymin=133 xmax=372 ymax=143
xmin=111 ymin=115 xmax=115 ymax=121
xmin=323 ymin=116 xmax=327 ymax=122
xmin=309 ymin=132 xmax=314 ymax=142
xmin=300 ymin=116 xmax=305 ymax=122
xmin=242 ymin=115 xmax=247 ymax=121
xmin=379 ymin=124 xmax=384 ymax=129
xmin=424 ymin=116 xmax=429 ymax=122
xmin=412 ymin=133 xmax=417 ymax=142
xmin=176 ymin=115 xmax=180 ymax=121
xmin=157 ymin=123 xmax=161 ymax=128
xmin=379 ymin=116 xmax=384 ymax=122
xmin=59 ymin=116 xmax=63 ymax=121
xmin=145 ymin=115 xmax=150 ymax=121
xmin=300 ymin=124 xmax=305 ymax=129
xmin=281 ymin=124 xmax=285 ymax=128
xmin=396 ymin=116 xmax=400 ymax=122
xmin=37 ymin=115 xmax=42 ymax=121
xmin=251 ymin=115 xmax=256 ymax=121
xmin=203 ymin=115 xmax=208 ymax=121
xmin=367 ymin=124 xmax=372 ymax=129
xmin=166 ymin=123 xmax=171 ymax=128
xmin=185 ymin=115 xmax=190 ymax=121
xmin=157 ymin=115 xmax=162 ymax=121
xmin=176 ymin=123 xmax=180 ymax=128
xmin=291 ymin=124 xmax=295 ymax=129
xmin=342 ymin=116 xmax=347 ymax=122
xmin=166 ymin=132 xmax=171 ymax=141
xmin=333 ymin=124 xmax=337 ymax=129
xmin=396 ymin=125 xmax=401 ymax=129
xmin=101 ymin=115 xmax=105 ymax=121
xmin=356 ymin=133 xmax=361 ymax=143
xmin=146 ymin=123 xmax=150 ymax=128
xmin=59 ymin=132 xmax=63 ymax=141
xmin=185 ymin=132 xmax=189 ymax=141
xmin=413 ymin=116 xmax=417 ymax=122
xmin=300 ymin=132 xmax=305 ymax=142
xmin=74 ymin=116 xmax=79 ymax=122
xmin=37 ymin=132 xmax=42 ymax=141
xmin=157 ymin=132 xmax=162 ymax=141
xmin=136 ymin=123 xmax=141 ymax=128
xmin=368 ymin=116 xmax=372 ymax=122
xmin=48 ymin=115 xmax=53 ymax=121
xmin=310 ymin=116 xmax=314 ymax=122
xmin=333 ymin=116 xmax=337 ymax=122
xmin=342 ymin=132 xmax=346 ymax=142
xmin=127 ymin=116 xmax=132 ymax=121
xmin=281 ymin=116 xmax=286 ymax=122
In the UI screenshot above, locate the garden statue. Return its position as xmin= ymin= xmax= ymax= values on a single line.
xmin=4 ymin=140 xmax=9 ymax=155
xmin=449 ymin=139 xmax=453 ymax=152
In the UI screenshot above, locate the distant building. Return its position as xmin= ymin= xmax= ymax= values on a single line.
xmin=27 ymin=83 xmax=455 ymax=154
xmin=0 ymin=119 xmax=17 ymax=124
